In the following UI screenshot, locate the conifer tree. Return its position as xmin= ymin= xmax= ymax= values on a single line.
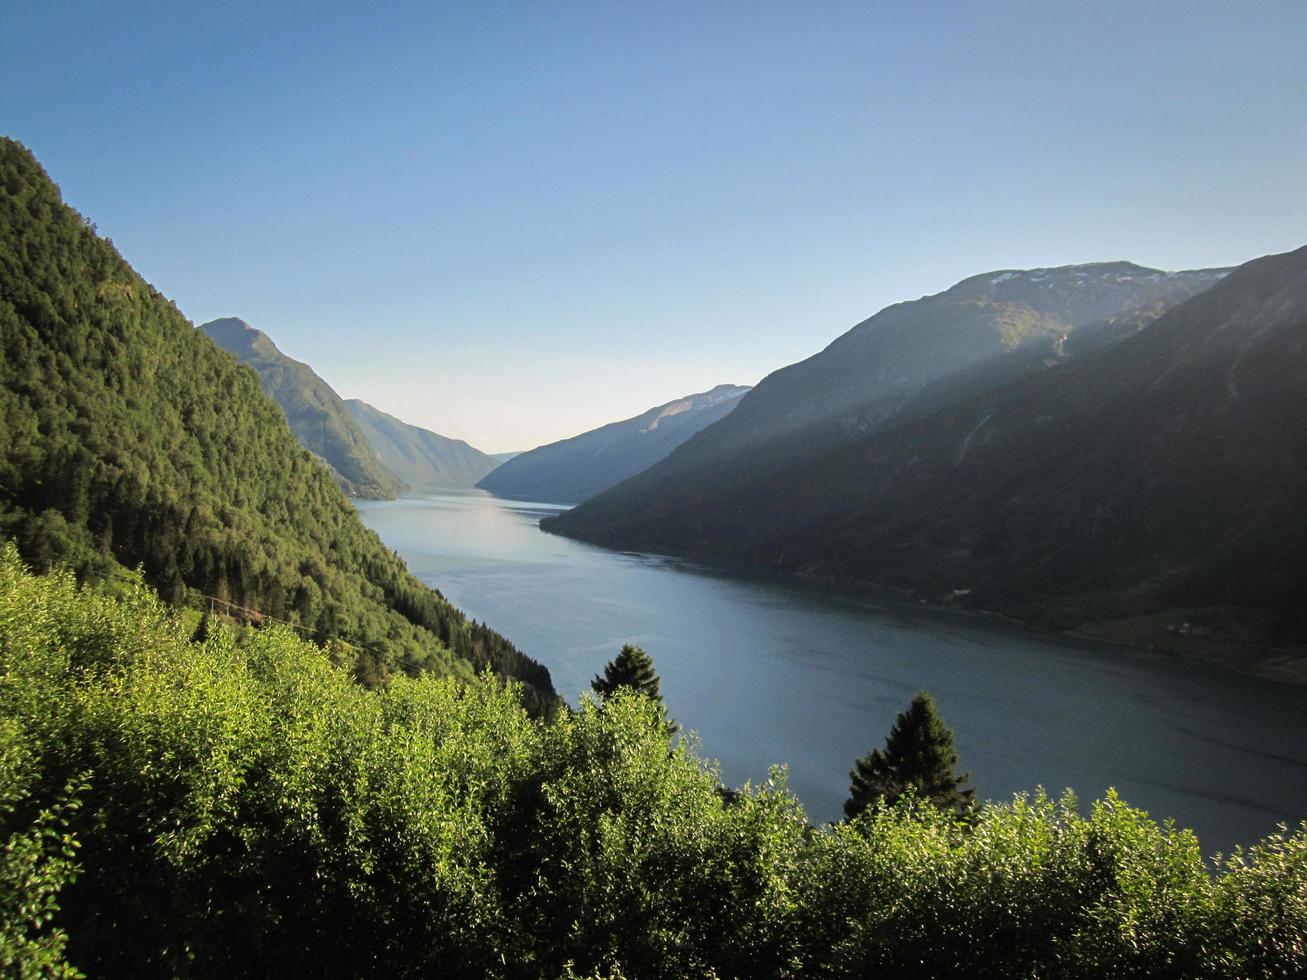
xmin=844 ymin=690 xmax=974 ymax=820
xmin=591 ymin=644 xmax=662 ymax=704
xmin=191 ymin=611 xmax=212 ymax=644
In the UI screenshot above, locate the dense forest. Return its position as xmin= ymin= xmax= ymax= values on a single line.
xmin=2 ymin=552 xmax=1304 ymax=977
xmin=0 ymin=138 xmax=554 ymax=708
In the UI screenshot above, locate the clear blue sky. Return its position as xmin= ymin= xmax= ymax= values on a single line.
xmin=4 ymin=1 xmax=1305 ymax=451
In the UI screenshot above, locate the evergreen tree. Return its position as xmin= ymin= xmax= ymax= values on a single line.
xmin=591 ymin=644 xmax=662 ymax=704
xmin=844 ymin=690 xmax=974 ymax=820
xmin=191 ymin=611 xmax=212 ymax=644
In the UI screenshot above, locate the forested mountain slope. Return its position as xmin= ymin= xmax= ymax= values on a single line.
xmin=0 ymin=138 xmax=554 ymax=705
xmin=550 ymin=263 xmax=1227 ymax=543
xmin=201 ymin=317 xmax=403 ymax=499
xmin=346 ymin=398 xmax=501 ymax=490
xmin=557 ymin=246 xmax=1307 ymax=651
xmin=478 ymin=383 xmax=750 ymax=504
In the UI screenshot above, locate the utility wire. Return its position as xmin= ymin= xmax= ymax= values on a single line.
xmin=196 ymin=592 xmax=388 ymax=657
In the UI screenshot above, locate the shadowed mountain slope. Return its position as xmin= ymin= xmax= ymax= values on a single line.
xmin=345 ymin=398 xmax=500 ymax=490
xmin=553 ymin=247 xmax=1307 ymax=653
xmin=549 ymin=262 xmax=1227 ymax=545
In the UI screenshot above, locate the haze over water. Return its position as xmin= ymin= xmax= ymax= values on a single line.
xmin=358 ymin=489 xmax=1307 ymax=855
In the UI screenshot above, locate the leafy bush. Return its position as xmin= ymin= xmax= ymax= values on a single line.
xmin=0 ymin=546 xmax=1303 ymax=977
xmin=0 ymin=718 xmax=83 ymax=978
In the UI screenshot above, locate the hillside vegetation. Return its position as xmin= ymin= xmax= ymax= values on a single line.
xmin=0 ymin=138 xmax=553 ymax=706
xmin=2 ymin=551 xmax=1304 ymax=978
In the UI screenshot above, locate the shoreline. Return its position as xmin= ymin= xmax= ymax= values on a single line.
xmin=541 ymin=520 xmax=1307 ymax=690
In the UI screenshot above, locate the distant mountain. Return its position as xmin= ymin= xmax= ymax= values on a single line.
xmin=478 ymin=384 xmax=751 ymax=504
xmin=550 ymin=262 xmax=1228 ymax=544
xmin=657 ymin=263 xmax=1226 ymax=462
xmin=552 ymin=248 xmax=1307 ymax=655
xmin=490 ymin=451 xmax=522 ymax=463
xmin=201 ymin=317 xmax=403 ymax=499
xmin=0 ymin=138 xmax=555 ymax=706
xmin=345 ymin=399 xmax=500 ymax=490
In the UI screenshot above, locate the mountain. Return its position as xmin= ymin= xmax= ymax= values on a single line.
xmin=553 ymin=247 xmax=1307 ymax=657
xmin=345 ymin=398 xmax=501 ymax=490
xmin=550 ymin=262 xmax=1228 ymax=545
xmin=490 ymin=451 xmax=522 ymax=463
xmin=477 ymin=384 xmax=751 ymax=504
xmin=200 ymin=317 xmax=403 ymax=499
xmin=0 ymin=138 xmax=554 ymax=707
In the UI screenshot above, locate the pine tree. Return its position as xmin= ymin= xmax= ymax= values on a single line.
xmin=844 ymin=690 xmax=975 ymax=820
xmin=191 ymin=610 xmax=212 ymax=644
xmin=591 ymin=644 xmax=662 ymax=704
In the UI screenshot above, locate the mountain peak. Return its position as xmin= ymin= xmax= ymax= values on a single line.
xmin=199 ymin=315 xmax=259 ymax=339
xmin=199 ymin=316 xmax=281 ymax=357
xmin=640 ymin=384 xmax=750 ymax=433
xmin=950 ymin=262 xmax=1229 ymax=298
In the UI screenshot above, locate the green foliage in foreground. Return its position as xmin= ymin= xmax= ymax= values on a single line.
xmin=0 ymin=550 xmax=1304 ymax=978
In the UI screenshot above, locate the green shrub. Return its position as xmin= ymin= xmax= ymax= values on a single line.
xmin=0 ymin=545 xmax=1304 ymax=978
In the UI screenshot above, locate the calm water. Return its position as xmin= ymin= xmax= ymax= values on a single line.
xmin=357 ymin=489 xmax=1307 ymax=854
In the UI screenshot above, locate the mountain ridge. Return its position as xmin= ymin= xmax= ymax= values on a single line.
xmin=550 ymin=259 xmax=1230 ymax=539
xmin=477 ymin=383 xmax=750 ymax=504
xmin=684 ymin=261 xmax=1230 ymax=460
xmin=548 ymin=247 xmax=1307 ymax=672
xmin=201 ymin=316 xmax=404 ymax=499
xmin=345 ymin=398 xmax=501 ymax=490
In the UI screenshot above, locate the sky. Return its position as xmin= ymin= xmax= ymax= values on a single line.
xmin=3 ymin=1 xmax=1306 ymax=452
